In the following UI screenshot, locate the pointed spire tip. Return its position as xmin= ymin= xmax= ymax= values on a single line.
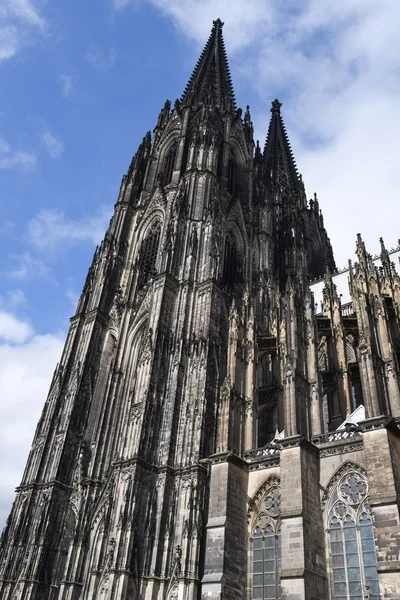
xmin=271 ymin=99 xmax=282 ymax=114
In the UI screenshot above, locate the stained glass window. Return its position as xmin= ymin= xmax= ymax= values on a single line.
xmin=252 ymin=526 xmax=281 ymax=600
xmin=251 ymin=484 xmax=281 ymax=600
xmin=327 ymin=471 xmax=380 ymax=600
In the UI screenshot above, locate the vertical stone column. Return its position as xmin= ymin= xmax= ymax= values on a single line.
xmin=201 ymin=454 xmax=248 ymax=600
xmin=362 ymin=418 xmax=400 ymax=599
xmin=280 ymin=438 xmax=327 ymax=600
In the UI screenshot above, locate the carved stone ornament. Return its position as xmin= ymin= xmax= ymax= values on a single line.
xmin=109 ymin=286 xmax=125 ymax=329
xmin=129 ymin=403 xmax=142 ymax=423
xmin=339 ymin=471 xmax=367 ymax=505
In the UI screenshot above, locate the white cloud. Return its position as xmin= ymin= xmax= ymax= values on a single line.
xmin=41 ymin=129 xmax=64 ymax=159
xmin=136 ymin=0 xmax=400 ymax=267
xmin=86 ymin=45 xmax=117 ymax=72
xmin=0 ymin=0 xmax=46 ymax=30
xmin=0 ymin=0 xmax=46 ymax=63
xmin=28 ymin=207 xmax=110 ymax=251
xmin=0 ymin=135 xmax=36 ymax=170
xmin=0 ymin=25 xmax=20 ymax=61
xmin=0 ymin=315 xmax=64 ymax=526
xmin=58 ymin=73 xmax=74 ymax=98
xmin=7 ymin=252 xmax=50 ymax=280
xmin=0 ymin=309 xmax=33 ymax=343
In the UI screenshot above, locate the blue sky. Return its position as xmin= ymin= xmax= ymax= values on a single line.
xmin=1 ymin=0 xmax=400 ymax=525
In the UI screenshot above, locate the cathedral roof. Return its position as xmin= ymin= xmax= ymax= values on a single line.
xmin=181 ymin=19 xmax=236 ymax=110
xmin=263 ymin=99 xmax=299 ymax=190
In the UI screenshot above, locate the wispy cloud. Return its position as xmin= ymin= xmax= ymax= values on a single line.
xmin=7 ymin=252 xmax=50 ymax=280
xmin=6 ymin=289 xmax=27 ymax=308
xmin=0 ymin=311 xmax=64 ymax=525
xmin=66 ymin=288 xmax=79 ymax=309
xmin=112 ymin=0 xmax=134 ymax=9
xmin=0 ymin=135 xmax=36 ymax=170
xmin=0 ymin=0 xmax=46 ymax=30
xmin=41 ymin=129 xmax=64 ymax=159
xmin=86 ymin=45 xmax=117 ymax=72
xmin=0 ymin=26 xmax=20 ymax=61
xmin=58 ymin=73 xmax=74 ymax=98
xmin=28 ymin=207 xmax=110 ymax=251
xmin=0 ymin=0 xmax=47 ymax=62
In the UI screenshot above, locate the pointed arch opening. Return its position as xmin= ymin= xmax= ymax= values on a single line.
xmin=137 ymin=220 xmax=161 ymax=289
xmin=324 ymin=465 xmax=380 ymax=600
xmin=163 ymin=141 xmax=178 ymax=185
xmin=227 ymin=149 xmax=237 ymax=196
xmin=249 ymin=477 xmax=281 ymax=600
xmin=222 ymin=228 xmax=244 ymax=293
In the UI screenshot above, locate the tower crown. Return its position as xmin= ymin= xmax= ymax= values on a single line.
xmin=181 ymin=19 xmax=236 ymax=110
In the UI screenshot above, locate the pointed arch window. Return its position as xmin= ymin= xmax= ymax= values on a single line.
xmin=250 ymin=483 xmax=281 ymax=600
xmin=223 ymin=231 xmax=243 ymax=292
xmin=138 ymin=221 xmax=161 ymax=288
xmin=227 ymin=150 xmax=237 ymax=196
xmin=163 ymin=141 xmax=178 ymax=185
xmin=326 ymin=470 xmax=380 ymax=600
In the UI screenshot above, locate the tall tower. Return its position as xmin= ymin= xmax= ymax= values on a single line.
xmin=2 ymin=19 xmax=400 ymax=600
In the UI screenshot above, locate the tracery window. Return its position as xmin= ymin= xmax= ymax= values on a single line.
xmin=250 ymin=482 xmax=281 ymax=600
xmin=223 ymin=231 xmax=243 ymax=292
xmin=163 ymin=142 xmax=177 ymax=185
xmin=137 ymin=220 xmax=161 ymax=288
xmin=227 ymin=150 xmax=237 ymax=196
xmin=326 ymin=469 xmax=380 ymax=600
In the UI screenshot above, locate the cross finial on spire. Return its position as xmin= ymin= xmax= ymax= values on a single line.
xmin=213 ymin=18 xmax=224 ymax=28
xmin=271 ymin=99 xmax=282 ymax=114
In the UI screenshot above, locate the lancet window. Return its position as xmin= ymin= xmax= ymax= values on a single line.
xmin=227 ymin=150 xmax=237 ymax=196
xmin=325 ymin=468 xmax=380 ymax=600
xmin=163 ymin=141 xmax=177 ymax=185
xmin=222 ymin=231 xmax=243 ymax=292
xmin=250 ymin=480 xmax=281 ymax=600
xmin=137 ymin=220 xmax=161 ymax=288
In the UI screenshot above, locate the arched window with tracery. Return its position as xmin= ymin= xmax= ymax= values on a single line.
xmin=324 ymin=467 xmax=380 ymax=600
xmin=137 ymin=220 xmax=161 ymax=288
xmin=250 ymin=479 xmax=281 ymax=600
xmin=223 ymin=230 xmax=243 ymax=292
xmin=163 ymin=141 xmax=177 ymax=185
xmin=227 ymin=149 xmax=237 ymax=196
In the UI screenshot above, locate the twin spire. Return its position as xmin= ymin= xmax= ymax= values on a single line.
xmin=264 ymin=99 xmax=299 ymax=190
xmin=181 ymin=20 xmax=300 ymax=188
xmin=181 ymin=19 xmax=236 ymax=110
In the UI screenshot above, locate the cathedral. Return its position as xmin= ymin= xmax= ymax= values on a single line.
xmin=2 ymin=18 xmax=400 ymax=600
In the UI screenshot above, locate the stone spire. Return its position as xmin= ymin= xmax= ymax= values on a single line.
xmin=263 ymin=99 xmax=299 ymax=191
xmin=181 ymin=18 xmax=236 ymax=110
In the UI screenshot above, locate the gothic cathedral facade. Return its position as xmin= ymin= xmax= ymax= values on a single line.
xmin=1 ymin=19 xmax=400 ymax=600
